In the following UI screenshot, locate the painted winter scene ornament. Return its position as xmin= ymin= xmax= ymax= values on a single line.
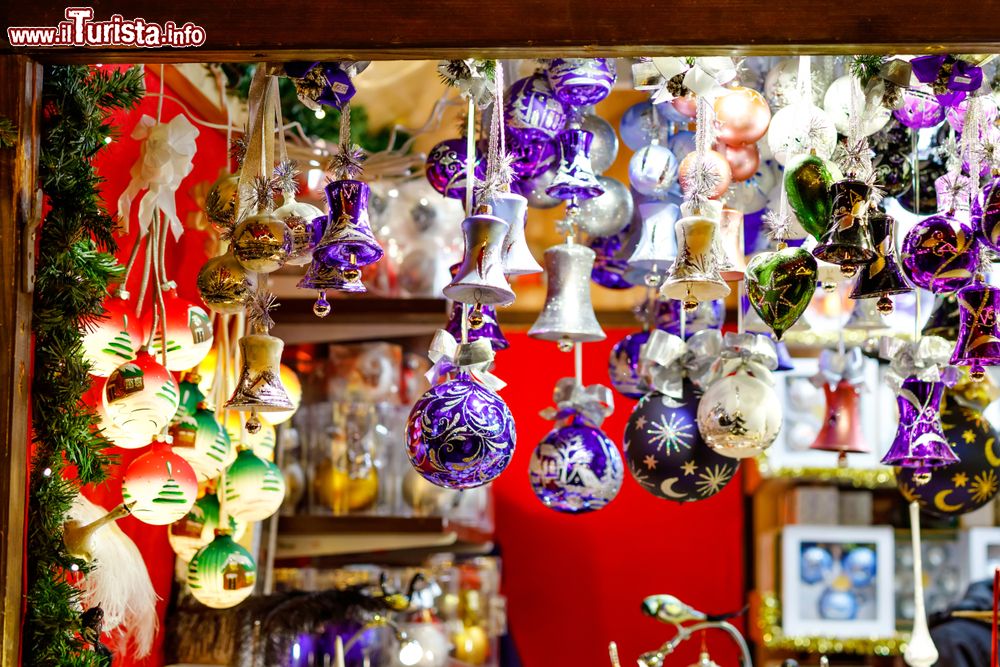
xmin=187 ymin=532 xmax=257 ymax=609
xmin=121 ymin=438 xmax=198 ymax=526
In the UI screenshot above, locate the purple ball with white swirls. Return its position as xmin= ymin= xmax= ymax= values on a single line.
xmin=504 ymin=73 xmax=568 ymax=143
xmin=893 ymin=89 xmax=945 ymax=129
xmin=529 ymin=420 xmax=623 ymax=513
xmin=425 ymin=138 xmax=486 ymax=201
xmin=900 ymin=214 xmax=980 ymax=293
xmin=546 ymin=58 xmax=616 ymax=107
xmin=406 ymin=375 xmax=516 ymax=489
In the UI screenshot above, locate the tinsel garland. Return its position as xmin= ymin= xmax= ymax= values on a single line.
xmin=24 ymin=64 xmax=144 ymax=666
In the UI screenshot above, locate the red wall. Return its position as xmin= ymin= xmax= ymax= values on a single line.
xmin=493 ymin=331 xmax=746 ymax=667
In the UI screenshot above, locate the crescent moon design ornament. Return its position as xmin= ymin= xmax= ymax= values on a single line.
xmin=659 ymin=477 xmax=688 ymax=501
xmin=934 ymin=489 xmax=964 ymax=513
xmin=984 ymin=436 xmax=1000 ymax=468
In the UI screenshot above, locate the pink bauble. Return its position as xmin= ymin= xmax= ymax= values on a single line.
xmin=122 ymin=439 xmax=198 ymax=525
xmin=142 ymin=291 xmax=214 ymax=372
xmin=714 ymin=87 xmax=772 ymax=145
xmin=103 ymin=350 xmax=179 ymax=437
xmin=678 ymin=150 xmax=733 ymax=199
xmin=716 ymin=142 xmax=761 ymax=182
xmin=671 ymin=95 xmax=698 ymax=119
xmin=81 ymin=295 xmax=143 ymax=377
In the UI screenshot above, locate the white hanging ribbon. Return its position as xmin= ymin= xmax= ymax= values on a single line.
xmin=117 ymin=113 xmax=199 ymax=239
xmin=649 ymin=57 xmax=738 ymax=104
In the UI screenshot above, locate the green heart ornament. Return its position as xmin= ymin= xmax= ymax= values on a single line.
xmin=745 ymin=246 xmax=818 ymax=340
xmin=784 ymin=154 xmax=842 ymax=241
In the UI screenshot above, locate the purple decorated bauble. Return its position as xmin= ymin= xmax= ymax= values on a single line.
xmin=546 ymin=58 xmax=616 ymax=107
xmin=529 ymin=418 xmax=623 ymax=513
xmin=608 ymin=331 xmax=650 ymax=399
xmin=507 ymin=129 xmax=558 ymax=180
xmin=405 ymin=374 xmax=516 ymax=489
xmin=897 ymin=389 xmax=1000 ymax=516
xmin=425 ymin=138 xmax=486 ymax=201
xmin=892 ymin=90 xmax=945 ymax=129
xmin=589 ymin=215 xmax=641 ymax=289
xmin=901 ymin=214 xmax=979 ymax=293
xmin=975 ymin=176 xmax=1000 ymax=252
xmin=948 ymin=96 xmax=1000 ymax=133
xmin=624 ymin=382 xmax=739 ymax=502
xmin=504 ymin=73 xmax=568 ymax=143
xmin=655 ymin=299 xmax=725 ymax=338
xmin=319 ymin=622 xmax=378 ymax=667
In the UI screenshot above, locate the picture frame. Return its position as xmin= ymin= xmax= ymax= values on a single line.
xmin=966 ymin=527 xmax=1000 ymax=583
xmin=782 ymin=525 xmax=895 ymax=639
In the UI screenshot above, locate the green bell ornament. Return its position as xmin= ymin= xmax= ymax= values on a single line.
xmin=784 ymin=153 xmax=842 ymax=241
xmin=745 ymin=243 xmax=818 ymax=340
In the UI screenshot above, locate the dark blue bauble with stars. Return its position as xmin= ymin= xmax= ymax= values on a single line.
xmin=624 ymin=380 xmax=739 ymax=502
xmin=608 ymin=331 xmax=650 ymax=399
xmin=896 ymin=388 xmax=1000 ymax=517
xmin=529 ymin=419 xmax=623 ymax=514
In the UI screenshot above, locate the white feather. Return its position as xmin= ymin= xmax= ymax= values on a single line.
xmin=69 ymin=495 xmax=160 ymax=658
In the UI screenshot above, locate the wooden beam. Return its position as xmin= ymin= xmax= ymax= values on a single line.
xmin=0 ymin=54 xmax=41 ymax=667
xmin=1 ymin=1 xmax=999 ymax=63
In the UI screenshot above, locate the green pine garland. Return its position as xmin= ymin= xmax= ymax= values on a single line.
xmin=24 ymin=64 xmax=143 ymax=666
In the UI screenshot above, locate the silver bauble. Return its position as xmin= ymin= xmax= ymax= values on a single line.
xmin=580 ymin=114 xmax=619 ymax=174
xmin=576 ymin=176 xmax=634 ymax=238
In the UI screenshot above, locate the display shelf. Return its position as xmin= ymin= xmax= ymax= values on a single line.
xmin=274 ymin=514 xmax=493 ymax=560
xmin=270 ymin=294 xmax=448 ymax=344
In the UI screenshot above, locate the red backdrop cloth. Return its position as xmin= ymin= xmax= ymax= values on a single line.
xmin=82 ymin=65 xmax=229 ymax=667
xmin=492 ymin=331 xmax=745 ymax=667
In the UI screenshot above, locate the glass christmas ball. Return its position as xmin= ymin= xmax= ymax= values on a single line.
xmin=260 ymin=364 xmax=303 ymax=427
xmin=231 ymin=212 xmax=292 ymax=273
xmin=576 ymin=176 xmax=634 ymax=238
xmin=624 ymin=382 xmax=739 ymax=502
xmin=82 ymin=295 xmax=143 ymax=377
xmin=504 ymin=73 xmax=568 ymax=142
xmin=819 ymin=585 xmax=859 ymax=620
xmin=766 ymin=104 xmax=837 ymax=166
xmin=822 ymin=75 xmax=890 ymax=136
xmin=716 ymin=142 xmax=760 ymax=183
xmin=187 ymin=532 xmax=256 ymax=609
xmin=222 ymin=448 xmax=286 ymax=522
xmin=168 ymin=491 xmax=245 ymax=562
xmin=628 ymin=144 xmax=678 ymax=199
xmin=121 ymin=439 xmax=198 ymax=525
xmin=175 ymin=376 xmax=206 ymax=423
xmin=507 ymin=130 xmax=557 ymax=180
xmin=405 ymin=375 xmax=516 ymax=489
xmin=897 ymin=389 xmax=1000 ymax=516
xmin=83 ymin=382 xmax=149 ymax=450
xmin=511 ymin=161 xmax=562 ymax=209
xmin=425 ymin=138 xmax=486 ymax=202
xmin=223 ymin=411 xmax=275 ymax=462
xmin=546 ymin=58 xmax=616 ymax=107
xmin=274 ymin=198 xmax=326 ymax=266
xmin=170 ymin=405 xmax=228 ymax=482
xmin=947 ymin=95 xmax=999 ymax=133
xmin=142 ymin=291 xmax=213 ymax=372
xmin=843 ymin=546 xmax=877 ymax=587
xmin=893 ymin=89 xmax=945 ymax=129
xmin=667 ymin=131 xmax=697 ymax=167
xmin=763 ymin=58 xmax=830 ymax=110
xmin=620 ymin=102 xmax=668 ymax=151
xmin=103 ymin=350 xmax=179 ymax=437
xmin=581 ymin=113 xmax=619 ymax=175
xmin=901 ymin=214 xmax=979 ymax=293
xmin=714 ymin=86 xmax=772 ymax=146
xmin=800 ymin=545 xmax=833 ymax=584
xmin=608 ymin=331 xmax=649 ymax=399
xmin=529 ymin=419 xmax=623 ymax=514
xmin=205 ymin=173 xmax=239 ymax=229
xmin=697 ymin=372 xmax=782 ymax=459
xmin=678 ymin=150 xmax=732 ymax=199
xmin=197 ymin=252 xmax=257 ymax=315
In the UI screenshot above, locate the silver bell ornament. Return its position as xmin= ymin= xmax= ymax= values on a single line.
xmin=697 ymin=333 xmax=782 ymax=459
xmin=232 ymin=210 xmax=292 ymax=274
xmin=225 ymin=334 xmax=294 ymax=412
xmin=660 ymin=205 xmax=732 ymax=309
xmin=717 ymin=207 xmax=747 ymax=281
xmin=196 ymin=251 xmax=258 ymax=315
xmin=529 ymin=241 xmax=606 ymax=350
xmin=575 ymin=176 xmax=634 ymax=238
xmin=628 ymin=201 xmax=681 ymax=286
xmin=274 ymin=197 xmax=325 ymax=266
xmin=443 ymin=214 xmax=516 ymax=306
xmin=844 ymin=298 xmax=890 ymax=333
xmin=482 ymin=192 xmax=542 ymax=276
xmin=580 ymin=113 xmax=619 ymax=174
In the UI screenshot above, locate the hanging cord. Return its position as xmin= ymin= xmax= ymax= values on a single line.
xmin=574 ymin=343 xmax=583 ymax=386
xmin=117 ymin=235 xmax=144 ymax=298
xmin=134 ymin=231 xmax=153 ymax=319
xmin=465 ymin=97 xmax=476 ymax=215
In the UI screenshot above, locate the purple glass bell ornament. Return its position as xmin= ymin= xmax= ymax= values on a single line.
xmin=297 ymin=256 xmax=365 ymax=318
xmin=504 ymin=73 xmax=568 ymax=143
xmin=950 ymin=277 xmax=1000 ymax=381
xmin=901 ymin=214 xmax=979 ymax=294
xmin=812 ymin=178 xmax=876 ymax=275
xmin=545 ymin=58 xmax=616 ymax=108
xmin=425 ymin=138 xmax=486 ymax=201
xmin=313 ymin=180 xmax=383 ymax=288
xmin=545 ymin=128 xmax=605 ymax=201
xmin=507 ymin=129 xmax=558 ymax=180
xmin=881 ymin=377 xmax=959 ymax=481
xmin=850 ymin=211 xmax=913 ymax=313
xmin=974 ymin=175 xmax=1000 ymax=252
xmin=444 ymin=300 xmax=509 ymax=352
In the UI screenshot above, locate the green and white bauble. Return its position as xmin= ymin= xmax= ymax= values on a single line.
xmin=170 ymin=406 xmax=229 ymax=482
xmin=223 ymin=448 xmax=285 ymax=522
xmin=187 ymin=532 xmax=256 ymax=609
xmin=168 ymin=492 xmax=245 ymax=562
xmin=223 ymin=412 xmax=276 ymax=461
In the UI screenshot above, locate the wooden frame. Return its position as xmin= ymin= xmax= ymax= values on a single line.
xmin=3 ymin=2 xmax=1000 ymax=663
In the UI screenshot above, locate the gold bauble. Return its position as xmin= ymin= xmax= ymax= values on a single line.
xmin=314 ymin=458 xmax=378 ymax=513
xmin=452 ymin=625 xmax=489 ymax=665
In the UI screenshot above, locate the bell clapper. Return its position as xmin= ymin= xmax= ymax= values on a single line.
xmin=837 ymin=451 xmax=848 ymax=468
xmin=313 ymin=291 xmax=332 ymax=318
xmin=469 ymin=303 xmax=485 ymax=330
xmin=557 ymin=337 xmax=574 ymax=353
xmin=876 ymin=293 xmax=893 ymax=314
xmin=341 ymin=253 xmax=361 ymax=283
xmin=840 ymin=264 xmax=858 ymax=278
xmin=245 ymin=410 xmax=262 ymax=434
xmin=683 ymin=287 xmax=698 ymax=312
xmin=913 ymin=470 xmax=932 ymax=486
xmin=970 ymin=365 xmax=987 ymax=383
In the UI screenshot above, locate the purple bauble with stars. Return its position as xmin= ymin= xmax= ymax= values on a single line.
xmin=529 ymin=418 xmax=623 ymax=514
xmin=425 ymin=139 xmax=486 ymax=201
xmin=406 ymin=375 xmax=516 ymax=489
xmin=624 ymin=381 xmax=739 ymax=503
xmin=546 ymin=58 xmax=616 ymax=107
xmin=893 ymin=89 xmax=945 ymax=129
xmin=608 ymin=331 xmax=650 ymax=399
xmin=900 ymin=214 xmax=979 ymax=293
xmin=504 ymin=73 xmax=568 ymax=143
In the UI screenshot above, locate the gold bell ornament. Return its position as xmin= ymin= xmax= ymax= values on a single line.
xmin=660 ymin=201 xmax=731 ymax=310
xmin=529 ymin=240 xmax=606 ymax=351
xmin=225 ymin=333 xmax=294 ymax=413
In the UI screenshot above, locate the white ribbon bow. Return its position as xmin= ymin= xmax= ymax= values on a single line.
xmin=425 ymin=329 xmax=505 ymax=392
xmin=117 ymin=114 xmax=199 ymax=239
xmin=649 ymin=57 xmax=738 ymax=104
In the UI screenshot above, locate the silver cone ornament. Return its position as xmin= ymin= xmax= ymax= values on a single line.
xmin=660 ymin=207 xmax=731 ymax=309
xmin=443 ymin=214 xmax=516 ymax=306
xmin=529 ymin=241 xmax=606 ymax=350
xmin=482 ymin=192 xmax=542 ymax=276
xmin=225 ymin=334 xmax=294 ymax=412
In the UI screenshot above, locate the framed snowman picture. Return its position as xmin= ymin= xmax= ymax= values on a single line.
xmin=781 ymin=525 xmax=896 ymax=639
